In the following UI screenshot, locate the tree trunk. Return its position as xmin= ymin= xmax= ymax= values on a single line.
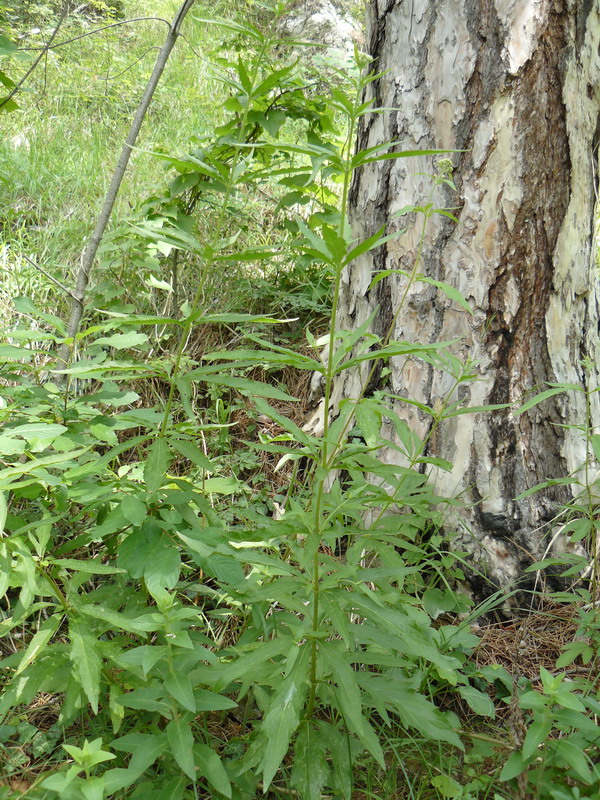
xmin=336 ymin=0 xmax=600 ymax=602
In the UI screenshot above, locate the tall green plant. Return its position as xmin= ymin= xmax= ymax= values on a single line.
xmin=0 ymin=8 xmax=511 ymax=799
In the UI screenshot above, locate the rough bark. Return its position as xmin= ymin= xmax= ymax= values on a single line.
xmin=278 ymin=0 xmax=363 ymax=53
xmin=333 ymin=0 xmax=600 ymax=603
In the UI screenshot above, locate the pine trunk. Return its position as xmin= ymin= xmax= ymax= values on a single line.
xmin=334 ymin=0 xmax=600 ymax=602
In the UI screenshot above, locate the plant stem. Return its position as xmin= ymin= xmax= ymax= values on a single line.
xmin=158 ymin=34 xmax=272 ymax=437
xmin=0 ymin=3 xmax=68 ymax=112
xmin=305 ymin=87 xmax=359 ymax=720
xmin=57 ymin=0 xmax=196 ymax=371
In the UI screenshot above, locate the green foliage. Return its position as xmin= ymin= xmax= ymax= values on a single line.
xmin=1 ymin=3 xmax=599 ymax=800
xmin=500 ymin=668 xmax=600 ymax=797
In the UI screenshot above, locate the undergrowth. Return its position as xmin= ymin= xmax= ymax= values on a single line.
xmin=0 ymin=2 xmax=599 ymax=800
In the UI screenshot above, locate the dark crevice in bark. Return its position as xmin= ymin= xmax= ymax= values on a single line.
xmin=576 ymin=0 xmax=595 ymax=50
xmin=474 ymin=9 xmax=573 ymax=539
xmin=413 ymin=2 xmax=437 ymax=95
xmin=505 ymin=12 xmax=570 ymax=503
xmin=457 ymin=0 xmax=505 ymax=168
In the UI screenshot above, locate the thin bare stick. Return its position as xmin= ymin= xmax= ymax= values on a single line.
xmin=20 ymin=253 xmax=79 ymax=301
xmin=17 ymin=18 xmax=170 ymax=52
xmin=57 ymin=0 xmax=196 ymax=369
xmin=0 ymin=3 xmax=69 ymax=112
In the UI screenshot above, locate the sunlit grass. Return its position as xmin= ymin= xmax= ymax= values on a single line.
xmin=0 ymin=1 xmax=227 ymax=316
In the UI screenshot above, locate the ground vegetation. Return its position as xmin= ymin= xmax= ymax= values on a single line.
xmin=0 ymin=2 xmax=599 ymax=799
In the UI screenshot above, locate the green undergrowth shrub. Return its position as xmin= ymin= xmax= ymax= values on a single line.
xmin=1 ymin=5 xmax=599 ymax=800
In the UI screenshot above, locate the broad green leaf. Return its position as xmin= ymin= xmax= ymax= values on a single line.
xmin=115 ymin=688 xmax=171 ymax=714
xmin=353 ymin=147 xmax=453 ymax=169
xmin=260 ymin=647 xmax=309 ymax=790
xmin=15 ymin=615 xmax=61 ymax=676
xmin=0 ymin=94 xmax=18 ymax=113
xmin=337 ymin=339 xmax=454 ymax=374
xmin=152 ymin=776 xmax=187 ymax=800
xmin=165 ymin=665 xmax=196 ymax=712
xmin=146 ymin=274 xmax=173 ymax=291
xmin=41 ymin=766 xmax=81 ymax=793
xmin=343 ymin=226 xmax=390 ymax=264
xmin=192 ymin=16 xmax=264 ymax=42
xmin=106 ymin=733 xmax=167 ymax=792
xmin=355 ymin=399 xmax=383 ymax=447
xmin=321 ymin=594 xmax=351 ymax=648
xmin=0 ymin=35 xmax=17 ymax=55
xmin=456 ymin=685 xmax=495 ymax=718
xmin=144 ymin=534 xmax=181 ymax=592
xmin=431 ymin=774 xmax=463 ymax=797
xmin=0 ymin=435 xmax=26 ymax=455
xmin=169 ymin=438 xmax=215 ymax=472
xmin=446 ymin=403 xmax=512 ymax=416
xmin=6 ymin=423 xmax=67 ymax=440
xmin=350 ymin=596 xmax=459 ymax=683
xmin=560 ymin=517 xmax=593 ymax=543
xmin=290 ymin=722 xmax=330 ymax=800
xmin=316 ymin=721 xmax=352 ymax=798
xmin=0 ymin=447 xmax=90 ymax=489
xmin=202 ymin=346 xmax=321 ymax=371
xmin=295 ymin=217 xmax=337 ymax=263
xmin=370 ymin=677 xmax=463 ymax=748
xmin=518 ymin=690 xmax=548 ymax=712
xmin=0 ymin=543 xmax=10 ymax=599
xmin=90 ymin=311 xmax=181 ymax=325
xmin=198 ymin=374 xmax=297 ymax=401
xmin=175 ymin=377 xmax=197 ymax=421
xmin=194 ymin=743 xmax=232 ymax=798
xmin=320 ymin=643 xmax=384 ymax=766
xmin=417 ymin=276 xmax=472 ymax=313
xmin=62 ymin=435 xmax=150 ymax=482
xmin=81 ymin=777 xmax=104 ymax=800
xmin=556 ymin=640 xmax=592 ymax=668
xmin=116 ymin=645 xmax=167 ymax=675
xmin=499 ymin=750 xmax=529 ymax=781
xmin=320 ymin=643 xmax=363 ymax=735
xmin=194 ymin=688 xmax=237 ymax=711
xmin=553 ymin=739 xmax=595 ymax=781
xmin=554 ymin=687 xmax=586 ymax=712
xmin=118 ymin=520 xmax=180 ymax=593
xmin=78 ymin=604 xmax=150 ymax=635
xmin=118 ymin=526 xmax=154 ymax=578
xmin=261 ymin=108 xmax=286 ymax=137
xmin=515 ymin=476 xmax=578 ymax=500
xmin=94 ymin=332 xmax=149 ymax=348
xmin=522 ymin=713 xmax=552 ymax=760
xmin=50 ymin=559 xmax=123 ymax=575
xmin=70 ymin=618 xmax=101 ymax=713
xmin=120 ymin=495 xmax=148 ymax=525
xmin=201 ymin=477 xmax=242 ymax=495
xmin=215 ymin=637 xmax=292 ymax=691
xmin=513 ymin=386 xmax=581 ymax=416
xmin=143 ymin=439 xmax=171 ymax=493
xmin=253 ymin=397 xmax=317 ymax=446
xmin=166 ymin=716 xmax=196 ymax=779
xmin=0 ymin=601 xmax=49 ymax=637
xmin=0 ymin=344 xmax=32 ymax=359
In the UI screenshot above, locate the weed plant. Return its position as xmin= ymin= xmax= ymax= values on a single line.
xmin=0 ymin=3 xmax=599 ymax=800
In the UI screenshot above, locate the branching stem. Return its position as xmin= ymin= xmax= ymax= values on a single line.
xmin=56 ymin=0 xmax=196 ymax=372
